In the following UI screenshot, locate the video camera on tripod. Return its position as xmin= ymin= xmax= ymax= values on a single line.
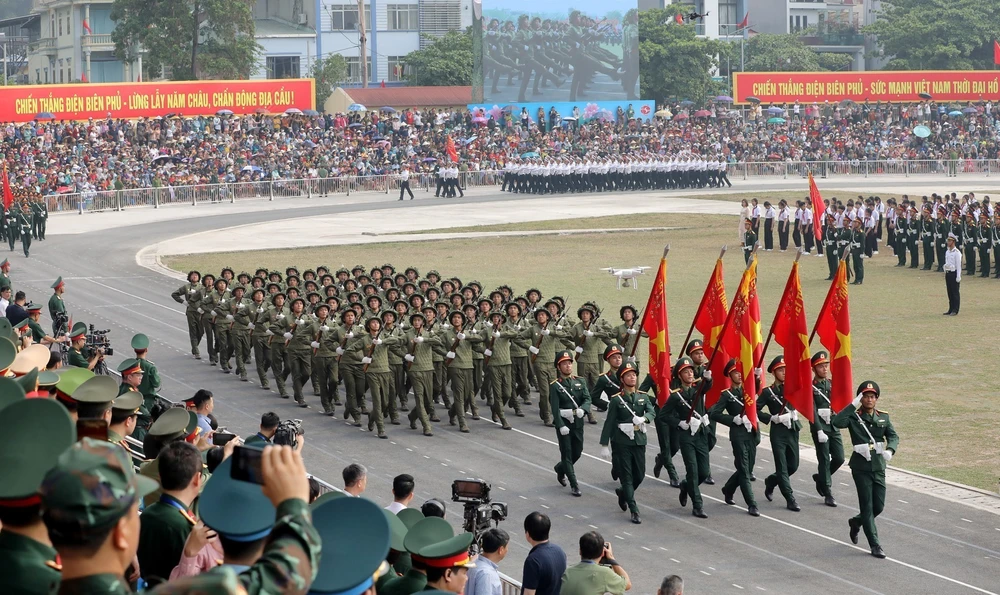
xmin=86 ymin=325 xmax=114 ymax=356
xmin=452 ymin=479 xmax=508 ymax=555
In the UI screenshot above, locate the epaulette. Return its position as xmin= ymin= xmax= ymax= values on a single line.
xmin=45 ymin=559 xmax=62 ymax=571
xmin=550 ymin=379 xmax=558 ymax=384
xmin=670 ymin=388 xmax=681 ymax=394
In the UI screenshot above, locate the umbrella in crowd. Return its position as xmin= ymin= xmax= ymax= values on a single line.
xmin=947 ymin=110 xmax=963 ymax=117
xmin=501 ymin=105 xmax=518 ymax=112
xmin=767 ymin=117 xmax=786 ymax=124
xmin=693 ymin=109 xmax=712 ymax=117
xmin=35 ymin=112 xmax=56 ymax=120
xmin=679 ymin=100 xmax=695 ymax=106
xmin=521 ymin=151 xmax=539 ymax=158
xmin=918 ymin=92 xmax=933 ymax=100
xmin=216 ymin=109 xmax=234 ymax=116
xmin=840 ymin=99 xmax=855 ymax=106
xmin=715 ymin=95 xmax=734 ymax=102
xmin=422 ymin=157 xmax=438 ymax=162
xmin=284 ymin=108 xmax=303 ymax=115
xmin=745 ymin=96 xmax=761 ymax=104
xmin=303 ymin=109 xmax=320 ymax=116
xmin=654 ymin=109 xmax=672 ymax=118
xmin=254 ymin=107 xmax=271 ymax=115
xmin=348 ymin=103 xmax=367 ymax=112
xmin=380 ymin=106 xmax=396 ymax=113
xmin=913 ymin=125 xmax=931 ymax=138
xmin=562 ymin=116 xmax=578 ymax=122
xmin=767 ymin=106 xmax=785 ymax=115
xmin=673 ymin=113 xmax=689 ymax=120
xmin=962 ymin=107 xmax=978 ymax=114
xmin=348 ymin=123 xmax=364 ymax=128
xmin=241 ymin=165 xmax=263 ymax=173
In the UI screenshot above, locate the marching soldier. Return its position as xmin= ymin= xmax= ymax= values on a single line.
xmin=551 ymin=350 xmax=591 ymax=497
xmin=352 ymin=315 xmax=402 ymax=438
xmin=709 ymin=359 xmax=760 ymax=516
xmin=311 ymin=303 xmax=338 ymax=415
xmin=266 ymin=292 xmax=292 ymax=398
xmin=404 ymin=311 xmax=441 ymax=436
xmin=16 ymin=204 xmax=32 ymax=257
xmin=198 ymin=274 xmax=218 ymax=365
xmin=284 ymin=297 xmax=315 ymax=408
xmin=3 ymin=205 xmax=17 ymax=252
xmin=757 ymin=356 xmax=802 ymax=512
xmin=850 ymin=218 xmax=865 ymax=285
xmin=810 ymin=351 xmax=844 ymax=507
xmin=832 ymin=381 xmax=899 ymax=559
xmin=612 ymin=305 xmax=642 ymax=365
xmin=481 ymin=309 xmax=515 ymax=429
xmin=504 ymin=302 xmax=531 ymax=414
xmin=524 ymin=307 xmax=571 ymax=426
xmin=823 ymin=213 xmax=839 ymax=280
xmin=599 ymin=361 xmax=655 ymax=524
xmin=229 ymin=284 xmax=253 ymax=381
xmin=663 ymin=356 xmax=713 ymax=519
xmin=435 ymin=310 xmax=483 ymax=432
xmin=592 ymin=345 xmax=624 ymax=480
xmin=171 ymin=271 xmax=205 ymax=359
xmin=569 ymin=303 xmax=612 ymax=424
xmin=205 ymin=277 xmax=232 ymax=372
xmin=249 ymin=287 xmax=272 ymax=389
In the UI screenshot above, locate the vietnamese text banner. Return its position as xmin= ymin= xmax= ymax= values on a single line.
xmin=733 ymin=71 xmax=1000 ymax=104
xmin=0 ymin=79 xmax=315 ymax=122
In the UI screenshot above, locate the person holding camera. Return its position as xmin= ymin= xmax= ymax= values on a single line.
xmin=245 ymin=412 xmax=281 ymax=445
xmin=66 ymin=321 xmax=104 ymax=370
xmin=48 ymin=276 xmax=67 ymax=335
xmin=560 ymin=531 xmax=631 ymax=595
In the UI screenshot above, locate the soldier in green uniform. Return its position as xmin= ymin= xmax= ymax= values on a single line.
xmin=709 ymin=359 xmax=760 ymax=516
xmin=962 ymin=212 xmax=977 ymax=277
xmin=481 ymin=309 xmax=515 ymax=429
xmin=130 ymin=334 xmax=161 ymax=423
xmin=405 ymin=311 xmax=440 ymax=436
xmin=353 ymin=315 xmax=403 ymax=438
xmin=3 ymin=205 xmax=17 ymax=252
xmin=335 ymin=308 xmax=367 ymax=425
xmin=810 ymin=351 xmax=844 ymax=507
xmin=206 ymin=277 xmax=232 ymax=371
xmin=249 ymin=288 xmax=272 ymax=388
xmin=663 ymin=356 xmax=713 ymax=518
xmin=48 ymin=276 xmax=67 ymax=336
xmin=381 ymin=510 xmax=432 ymax=595
xmin=266 ymin=292 xmax=292 ymax=398
xmin=993 ymin=212 xmax=1000 ymax=279
xmin=591 ymin=345 xmax=624 ymax=481
xmin=0 ymin=392 xmax=75 ymax=595
xmin=757 ymin=356 xmax=802 ymax=511
xmin=285 ymin=297 xmax=316 ymax=408
xmin=16 ymin=203 xmax=32 ymax=257
xmin=599 ymin=361 xmax=654 ymax=524
xmin=934 ymin=206 xmax=951 ymax=272
xmin=108 ymin=390 xmax=143 ymax=456
xmin=832 ymin=381 xmax=899 ymax=559
xmin=978 ymin=212 xmax=992 ymax=277
xmin=198 ymin=274 xmax=218 ymax=364
xmin=311 ymin=303 xmax=338 ymax=415
xmin=906 ymin=206 xmax=920 ymax=268
xmin=611 ymin=306 xmax=641 ymax=366
xmin=34 ymin=195 xmax=47 ymax=240
xmin=920 ymin=207 xmax=935 ymax=270
xmin=436 ymin=310 xmax=483 ymax=432
xmin=893 ymin=204 xmax=908 ymax=266
xmin=742 ymin=218 xmax=757 ymax=264
xmin=504 ymin=302 xmax=531 ymax=413
xmin=524 ymin=307 xmax=571 ymax=426
xmin=383 ymin=309 xmax=408 ymax=414
xmin=228 ymin=284 xmax=253 ymax=381
xmin=67 ymin=321 xmax=102 ymax=370
xmin=850 ymin=217 xmax=865 ymax=285
xmin=550 ymin=350 xmax=591 ymax=497
xmin=823 ymin=213 xmax=839 ymax=280
xmin=25 ymin=302 xmax=63 ymax=346
xmin=569 ymin=303 xmax=612 ymax=424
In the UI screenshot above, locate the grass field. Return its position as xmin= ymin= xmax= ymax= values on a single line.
xmin=165 ymin=213 xmax=1000 ymax=491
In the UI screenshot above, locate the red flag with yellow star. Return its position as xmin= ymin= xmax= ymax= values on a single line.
xmin=722 ymin=261 xmax=760 ymax=429
xmin=641 ymin=256 xmax=671 ymax=407
xmin=693 ymin=258 xmax=729 ymax=407
xmin=813 ymin=260 xmax=852 ymax=412
xmin=771 ymin=262 xmax=814 ymax=423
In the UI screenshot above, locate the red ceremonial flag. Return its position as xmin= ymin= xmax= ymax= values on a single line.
xmin=747 ymin=259 xmax=763 ymax=370
xmin=727 ymin=259 xmax=760 ymax=429
xmin=445 ymin=137 xmax=459 ymax=163
xmin=641 ymin=256 xmax=672 ymax=407
xmin=81 ymin=71 xmax=88 ymax=83
xmin=2 ymin=165 xmax=13 ymax=211
xmin=674 ymin=13 xmax=684 ymax=25
xmin=809 ymin=172 xmax=825 ymax=241
xmin=994 ymin=40 xmax=1000 ymax=65
xmin=738 ymin=12 xmax=749 ymax=29
xmin=813 ymin=261 xmax=852 ymax=412
xmin=83 ymin=18 xmax=92 ymax=34
xmin=770 ymin=262 xmax=814 ymax=423
xmin=693 ymin=258 xmax=729 ymax=407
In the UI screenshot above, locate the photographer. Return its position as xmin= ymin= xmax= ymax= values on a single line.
xmin=66 ymin=322 xmax=103 ymax=370
xmin=245 ymin=412 xmax=280 ymax=445
xmin=561 ymin=531 xmax=631 ymax=595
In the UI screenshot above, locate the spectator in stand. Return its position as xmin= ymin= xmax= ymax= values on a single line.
xmin=466 ymin=528 xmax=510 ymax=595
xmin=182 ymin=389 xmax=214 ymax=434
xmin=386 ymin=473 xmax=415 ymax=513
xmin=5 ymin=291 xmax=27 ymax=326
xmin=343 ymin=463 xmax=367 ymax=496
xmin=521 ymin=512 xmax=567 ymax=595
xmin=421 ymin=498 xmax=447 ymax=518
xmin=244 ymin=411 xmax=280 ymax=445
xmin=659 ymin=575 xmax=684 ymax=595
xmin=560 ymin=531 xmax=631 ymax=595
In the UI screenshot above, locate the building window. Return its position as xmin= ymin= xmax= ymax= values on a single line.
xmin=327 ymin=4 xmax=371 ymax=31
xmin=59 ymin=68 xmax=64 ymax=83
xmin=266 ymin=56 xmax=301 ymax=79
xmin=387 ymin=4 xmax=418 ymax=30
xmin=343 ymin=56 xmax=372 ymax=83
xmin=718 ymin=0 xmax=738 ymax=35
xmin=802 ymin=15 xmax=808 ymax=30
xmin=58 ymin=17 xmax=62 ymax=36
xmin=387 ymin=55 xmax=406 ymax=81
xmin=417 ymin=0 xmax=460 ymax=47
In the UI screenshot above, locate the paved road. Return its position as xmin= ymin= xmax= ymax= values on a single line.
xmin=15 ymin=185 xmax=1000 ymax=595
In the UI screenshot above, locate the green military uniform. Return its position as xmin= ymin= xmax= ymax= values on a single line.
xmin=136 ymin=489 xmax=198 ymax=586
xmin=850 ymin=222 xmax=865 ymax=284
xmin=312 ymin=304 xmax=339 ymax=415
xmin=48 ymin=277 xmax=66 ymax=336
xmin=709 ymin=360 xmax=760 ymax=515
xmin=978 ymin=215 xmax=992 ymax=277
xmin=34 ymin=198 xmax=47 ymax=240
xmin=384 ymin=312 xmax=408 ymax=414
xmin=380 ymin=509 xmax=428 ymax=595
xmin=204 ymin=280 xmax=232 ymax=371
xmin=249 ymin=289 xmax=273 ymax=389
xmin=823 ymin=216 xmax=839 ymax=279
xmin=502 ymin=303 xmax=530 ymax=413
xmin=905 ymin=209 xmax=919 ymax=268
xmin=354 ymin=317 xmax=406 ymax=437
xmin=16 ymin=206 xmax=32 ymax=257
xmin=599 ymin=361 xmax=655 ymax=524
xmin=591 ymin=345 xmax=625 ymax=481
xmin=743 ymin=225 xmax=758 ymax=263
xmin=757 ymin=357 xmax=802 ymax=511
xmin=809 ymin=351 xmax=845 ymax=507
xmin=550 ymin=351 xmax=591 ymax=495
xmin=227 ymin=286 xmax=253 ymax=381
xmin=0 ymin=259 xmax=11 ymax=291
xmin=934 ymin=213 xmax=951 ymax=272
xmin=661 ymin=357 xmax=712 ymax=518
xmin=335 ymin=313 xmax=367 ymax=424
xmin=523 ymin=309 xmax=572 ymax=424
xmin=285 ymin=298 xmax=317 ymax=406
xmin=480 ymin=311 xmax=515 ymax=429
xmin=405 ymin=312 xmax=442 ymax=435
xmin=962 ymin=218 xmax=977 ymax=277
xmin=569 ymin=303 xmax=612 ymax=424
xmin=434 ymin=312 xmax=483 ymax=432
xmin=310 ymin=495 xmax=392 ymax=595
xmin=832 ymin=381 xmax=899 ymax=558
xmin=377 ymin=509 xmax=411 ymax=591
xmin=131 ymin=334 xmax=162 ymax=407
xmin=198 ymin=277 xmax=218 ymax=363
xmin=265 ymin=294 xmax=291 ymax=397
xmin=920 ymin=211 xmax=935 ymax=270
xmin=611 ymin=305 xmax=641 ymax=367
xmin=894 ymin=210 xmax=908 ymax=266
xmin=0 ymin=392 xmax=75 ymax=595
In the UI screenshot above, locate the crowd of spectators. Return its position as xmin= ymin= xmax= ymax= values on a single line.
xmin=2 ymin=98 xmax=998 ymax=196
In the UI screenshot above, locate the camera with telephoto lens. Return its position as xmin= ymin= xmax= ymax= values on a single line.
xmin=86 ymin=325 xmax=113 ymax=356
xmin=452 ymin=478 xmax=508 ymax=555
xmin=273 ymin=419 xmax=304 ymax=448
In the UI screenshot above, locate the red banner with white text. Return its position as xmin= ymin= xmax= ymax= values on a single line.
xmin=734 ymin=71 xmax=1000 ymax=104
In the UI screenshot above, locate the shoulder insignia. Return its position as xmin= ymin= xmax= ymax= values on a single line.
xmin=45 ymin=559 xmax=62 ymax=571
xmin=670 ymin=388 xmax=681 ymax=394
xmin=550 ymin=379 xmax=558 ymax=385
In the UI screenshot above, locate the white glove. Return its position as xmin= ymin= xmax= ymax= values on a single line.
xmin=485 ymin=321 xmax=493 ymax=328
xmin=238 ymin=303 xmax=245 ymax=309
xmin=362 ymin=356 xmax=372 ymax=364
xmin=493 ymin=331 xmax=501 ymax=338
xmin=457 ymin=332 xmax=466 ymax=340
xmin=883 ymin=449 xmax=893 ymax=463
xmin=295 ymin=318 xmax=305 ymax=325
xmin=210 ymin=310 xmax=217 ymax=317
xmin=404 ymin=354 xmax=415 ymax=362
xmin=853 ymin=444 xmax=872 ymax=461
xmin=852 ymin=393 xmax=864 ymax=408
xmin=679 ymin=420 xmax=690 ymax=431
xmin=632 ymin=415 xmax=645 ymax=425
xmin=575 ymin=408 xmax=585 ymax=419
xmin=257 ymin=307 xmax=265 ymax=313
xmin=627 ymin=356 xmax=636 ymax=363
xmin=627 ymin=328 xmax=637 ymax=335
xmin=816 ymin=429 xmax=829 ymax=443
xmin=484 ymin=349 xmax=493 ymax=357
xmin=559 ymin=425 xmax=570 ymax=436
xmin=446 ymin=351 xmax=456 ymax=359
xmin=542 ymin=329 xmax=551 ymax=336
xmin=703 ymin=370 xmax=712 ymax=381
xmin=585 ymin=330 xmax=594 ymax=337
xmin=265 ymin=329 xmax=274 ymax=336
xmin=310 ymin=341 xmax=320 ymax=349
xmin=754 ymin=368 xmax=763 ymax=377
xmin=247 ymin=323 xmax=255 ymax=330
xmin=276 ymin=313 xmax=285 ymax=320
xmin=742 ymin=416 xmax=753 ymax=431
xmin=197 ymin=307 xmax=204 ymax=314
xmin=374 ymin=338 xmax=383 ymax=345
xmin=190 ymin=288 xmax=198 ymax=294
xmin=225 ymin=314 xmax=234 ymax=321
xmin=283 ymin=332 xmax=293 ymax=340
xmin=817 ymin=408 xmax=831 ymax=424
xmin=220 ymin=299 xmax=227 ymax=305
xmin=529 ymin=346 xmax=540 ymax=355
xmin=556 ymin=325 xmax=564 ymax=330
xmin=600 ymin=446 xmax=612 ymax=459
xmin=779 ymin=413 xmax=792 ymax=428
xmin=347 ymin=331 xmax=355 ymax=339
xmin=321 ymin=325 xmax=330 ymax=331
xmin=873 ymin=442 xmax=885 ymax=455
xmin=732 ymin=414 xmax=743 ymax=426
xmin=689 ymin=417 xmax=702 ymax=434
xmin=415 ymin=336 xmax=424 ymax=343
xmin=336 ymin=347 xmax=344 ymax=355
xmin=574 ymin=346 xmax=584 ymax=354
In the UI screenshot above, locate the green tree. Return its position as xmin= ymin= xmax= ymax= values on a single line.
xmin=638 ymin=8 xmax=726 ymax=104
xmin=864 ymin=0 xmax=998 ymax=70
xmin=403 ymin=30 xmax=473 ymax=86
xmin=311 ymin=54 xmax=348 ymax=109
xmin=744 ymin=33 xmax=823 ymax=71
xmin=111 ymin=0 xmax=261 ymax=80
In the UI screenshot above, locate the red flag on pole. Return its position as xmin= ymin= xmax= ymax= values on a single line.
xmin=994 ymin=40 xmax=1000 ymax=65
xmin=738 ymin=12 xmax=749 ymax=30
xmin=2 ymin=165 xmax=13 ymax=211
xmin=809 ymin=172 xmax=825 ymax=241
xmin=445 ymin=137 xmax=458 ymax=163
xmin=674 ymin=13 xmax=684 ymax=25
xmin=723 ymin=259 xmax=760 ymax=429
xmin=771 ymin=262 xmax=814 ymax=423
xmin=693 ymin=258 xmax=729 ymax=407
xmin=641 ymin=255 xmax=672 ymax=407
xmin=813 ymin=261 xmax=852 ymax=412
xmin=83 ymin=19 xmax=92 ymax=34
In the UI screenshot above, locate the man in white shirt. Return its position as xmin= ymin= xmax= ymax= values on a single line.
xmin=385 ymin=473 xmax=414 ymax=513
xmin=943 ymin=234 xmax=962 ymax=316
xmin=0 ymin=286 xmax=9 ymax=318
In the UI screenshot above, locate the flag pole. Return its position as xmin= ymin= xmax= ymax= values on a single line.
xmin=632 ymin=244 xmax=669 ymax=359
xmin=681 ymin=245 xmax=727 ymax=350
xmin=808 ymin=253 xmax=849 ymax=344
xmin=754 ymin=249 xmax=802 ymax=373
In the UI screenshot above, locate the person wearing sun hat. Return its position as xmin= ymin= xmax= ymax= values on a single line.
xmin=757 ymin=355 xmax=802 ymax=512
xmin=809 ymin=350 xmax=844 ymax=508
xmin=0 ymin=396 xmax=75 ymax=594
xmin=832 ymin=380 xmax=899 ymax=559
xmin=170 ymin=270 xmax=204 ymax=359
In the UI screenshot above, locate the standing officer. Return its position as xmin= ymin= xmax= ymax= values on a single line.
xmin=962 ymin=212 xmax=977 ymax=278
xmin=832 ymin=381 xmax=899 ymax=559
xmin=48 ymin=277 xmax=67 ymax=336
xmin=943 ymin=234 xmax=962 ymax=316
xmin=850 ymin=218 xmax=865 ymax=285
xmin=599 ymin=361 xmax=654 ymax=524
xmin=893 ymin=204 xmax=908 ymax=267
xmin=399 ymin=164 xmax=415 ymax=200
xmin=664 ymin=356 xmax=713 ymax=519
xmin=920 ymin=208 xmax=935 ymax=271
xmin=810 ymin=351 xmax=844 ymax=507
xmin=551 ymin=350 xmax=590 ymax=497
xmin=171 ymin=271 xmax=204 ymax=359
xmin=993 ymin=212 xmax=1000 ymax=279
xmin=742 ymin=219 xmax=757 ymax=264
xmin=757 ymin=356 xmax=802 ymax=511
xmin=709 ymin=359 xmax=760 ymax=517
xmin=823 ymin=213 xmax=839 ymax=280
xmin=978 ymin=212 xmax=992 ymax=278
xmin=905 ymin=206 xmax=919 ymax=268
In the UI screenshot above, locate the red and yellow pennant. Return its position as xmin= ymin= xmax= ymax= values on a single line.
xmin=771 ymin=262 xmax=813 ymax=423
xmin=813 ymin=261 xmax=852 ymax=412
xmin=641 ymin=255 xmax=671 ymax=407
xmin=693 ymin=258 xmax=729 ymax=407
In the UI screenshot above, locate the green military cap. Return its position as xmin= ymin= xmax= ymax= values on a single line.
xmin=504 ymin=301 xmax=522 ymax=315
xmin=357 ymin=274 xmax=373 ymax=286
xmin=252 ymin=287 xmax=266 ymax=298
xmin=0 ymin=336 xmax=16 ymax=373
xmin=11 ymin=344 xmax=49 ymax=376
xmin=305 ymin=290 xmax=321 ymax=301
xmin=310 ymin=490 xmax=346 ymax=509
xmin=200 ymin=457 xmax=276 ymax=541
xmin=346 ymin=290 xmax=362 ymax=302
xmin=0 ymin=319 xmax=12 ymax=345
xmin=232 ymin=284 xmax=247 ymax=294
xmin=512 ymin=295 xmax=527 ymax=307
xmin=290 ymin=296 xmax=306 ymax=308
xmin=16 ymin=368 xmax=39 ymax=393
xmin=311 ymin=496 xmax=391 ymax=595
xmin=286 ymin=266 xmax=299 ymax=276
xmin=400 ymin=282 xmax=417 ymax=294
xmin=393 ymin=299 xmax=409 ymax=310
xmin=533 ymin=308 xmax=551 ymax=322
xmin=857 ymin=380 xmax=880 ymax=398
xmin=420 ymin=304 xmax=436 ymax=314
xmin=488 ymin=289 xmax=504 ymax=301
xmin=424 ymin=269 xmax=438 ymax=279
xmin=336 ymin=267 xmax=350 ymax=277
xmin=380 ymin=309 xmax=397 ymax=322
xmin=112 ymin=390 xmax=143 ymax=414
xmin=69 ymin=321 xmax=88 ymax=340
xmin=254 ymin=267 xmax=269 ymax=278
xmin=314 ymin=302 xmax=331 ymax=313
xmin=403 ymin=266 xmax=419 ymax=277
xmin=364 ymin=315 xmax=382 ymax=329
xmin=40 ymin=438 xmax=159 ymax=541
xmin=51 ymin=276 xmax=64 ymax=289
xmin=674 ymin=356 xmax=694 ymax=374
xmin=37 ymin=370 xmax=59 ymax=389
xmin=270 ymin=292 xmax=287 ymax=305
xmin=339 ymin=309 xmax=356 ymax=323
xmin=447 ymin=310 xmax=466 ymax=325
xmin=488 ymin=310 xmax=506 ymax=323
xmin=117 ymin=358 xmax=143 ymax=376
xmin=462 ymin=302 xmax=477 ymax=313
xmin=25 ymin=302 xmax=43 ymax=313
xmin=73 ymin=376 xmax=119 ymax=407
xmin=619 ymin=304 xmax=638 ymax=319
xmin=396 ymin=507 xmax=424 ymax=530
xmin=0 ymin=377 xmax=25 ymax=410
xmin=54 ymin=367 xmax=95 ymax=402
xmin=0 ymin=398 xmax=75 ymax=502
xmin=214 ymin=277 xmax=229 ymax=288
xmin=409 ymin=311 xmax=426 ymax=325
xmin=403 ymin=516 xmax=453 ymax=555
xmin=767 ymin=355 xmax=785 ymax=373
xmin=724 ymin=358 xmax=738 ymax=377
xmin=13 ymin=318 xmax=30 ymax=332
xmin=149 ymin=407 xmax=198 ymax=437
xmin=267 ymin=282 xmax=282 ymax=293
xmin=381 ymin=263 xmax=395 ymax=273
xmin=811 ymin=351 xmax=829 ymax=366
xmin=617 ymin=361 xmax=640 ymax=378
xmin=407 ymin=293 xmax=424 ymax=306
xmin=406 ymin=516 xmax=474 ymax=569
xmin=131 ymin=333 xmax=150 ymax=350
xmin=352 ymin=264 xmax=367 ymax=274
xmin=383 ymin=508 xmax=408 ymax=552
xmin=685 ymin=339 xmax=704 ymax=355
xmin=554 ymin=350 xmax=573 ymax=366
xmin=603 ymin=344 xmax=624 ymax=361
